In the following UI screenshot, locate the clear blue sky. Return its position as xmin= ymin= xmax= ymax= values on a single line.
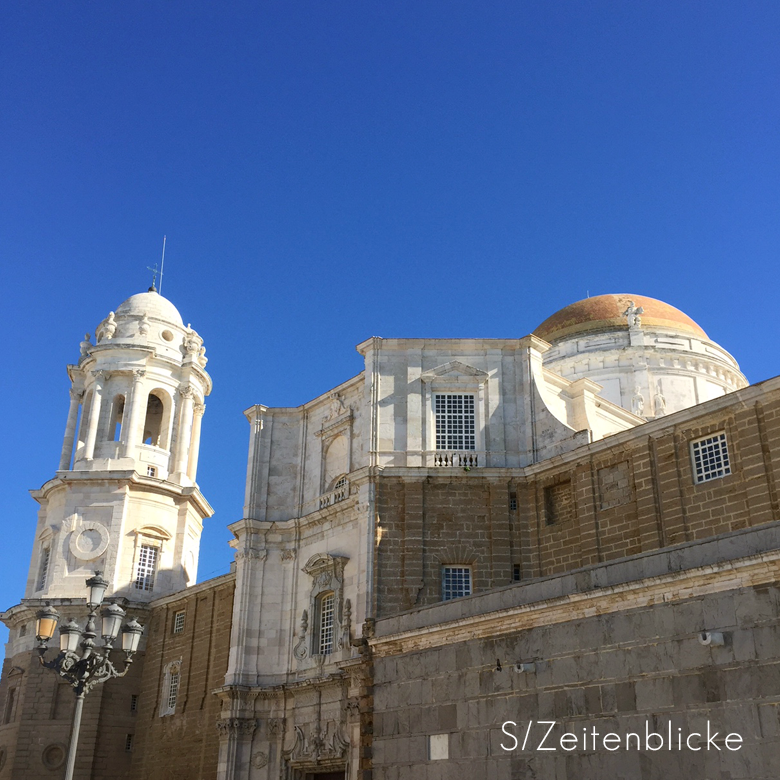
xmin=1 ymin=2 xmax=779 ymax=656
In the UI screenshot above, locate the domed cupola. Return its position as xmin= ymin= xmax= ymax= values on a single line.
xmin=534 ymin=294 xmax=747 ymax=418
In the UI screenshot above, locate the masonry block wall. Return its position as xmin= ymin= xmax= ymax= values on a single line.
xmin=130 ymin=574 xmax=234 ymax=780
xmin=371 ymin=526 xmax=780 ymax=780
xmin=375 ymin=391 xmax=780 ymax=618
xmin=0 ymin=642 xmax=144 ymax=779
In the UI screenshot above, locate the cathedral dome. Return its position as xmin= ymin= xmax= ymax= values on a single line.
xmin=115 ymin=290 xmax=184 ymax=326
xmin=534 ymin=294 xmax=707 ymax=344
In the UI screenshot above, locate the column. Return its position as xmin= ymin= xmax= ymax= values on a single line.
xmin=174 ymin=386 xmax=195 ymax=475
xmin=122 ymin=369 xmax=146 ymax=457
xmin=83 ymin=370 xmax=107 ymax=460
xmin=58 ymin=388 xmax=83 ymax=470
xmin=186 ymin=403 xmax=205 ymax=480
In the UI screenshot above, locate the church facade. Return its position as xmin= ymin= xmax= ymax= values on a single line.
xmin=2 ymin=291 xmax=780 ymax=780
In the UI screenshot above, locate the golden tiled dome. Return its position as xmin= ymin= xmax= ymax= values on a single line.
xmin=534 ymin=294 xmax=708 ymax=343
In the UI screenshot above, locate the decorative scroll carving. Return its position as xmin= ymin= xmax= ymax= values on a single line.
xmin=252 ymin=751 xmax=268 ymax=768
xmin=338 ymin=599 xmax=351 ymax=651
xmin=280 ymin=549 xmax=297 ymax=561
xmin=138 ymin=314 xmax=150 ymax=336
xmin=293 ymin=610 xmax=309 ymax=660
xmin=235 ymin=546 xmax=267 ymax=562
xmin=283 ymin=722 xmax=349 ymax=764
xmin=179 ymin=385 xmax=195 ymax=400
xmin=97 ymin=312 xmax=117 ymax=341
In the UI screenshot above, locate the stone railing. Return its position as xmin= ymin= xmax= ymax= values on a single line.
xmin=318 ymin=481 xmax=349 ymax=509
xmin=429 ymin=451 xmax=482 ymax=468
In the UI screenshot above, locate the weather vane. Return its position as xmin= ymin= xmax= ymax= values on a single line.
xmin=147 ymin=236 xmax=166 ymax=293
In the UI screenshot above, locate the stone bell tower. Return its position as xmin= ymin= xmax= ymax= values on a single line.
xmin=22 ymin=289 xmax=213 ymax=605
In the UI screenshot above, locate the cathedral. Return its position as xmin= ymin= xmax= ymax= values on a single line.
xmin=1 ymin=288 xmax=779 ymax=780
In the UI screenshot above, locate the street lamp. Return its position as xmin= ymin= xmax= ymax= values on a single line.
xmin=35 ymin=572 xmax=143 ymax=780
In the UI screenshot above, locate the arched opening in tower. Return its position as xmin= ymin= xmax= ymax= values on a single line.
xmin=143 ymin=392 xmax=165 ymax=447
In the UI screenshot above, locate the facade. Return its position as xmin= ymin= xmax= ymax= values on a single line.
xmin=2 ymin=290 xmax=780 ymax=780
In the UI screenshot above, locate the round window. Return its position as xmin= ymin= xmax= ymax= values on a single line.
xmin=42 ymin=744 xmax=66 ymax=770
xmin=161 ymin=330 xmax=174 ymax=342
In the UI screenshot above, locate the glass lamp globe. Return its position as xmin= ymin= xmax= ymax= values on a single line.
xmin=85 ymin=572 xmax=109 ymax=609
xmin=59 ymin=619 xmax=82 ymax=653
xmin=35 ymin=604 xmax=60 ymax=642
xmin=121 ymin=619 xmax=144 ymax=654
xmin=101 ymin=603 xmax=126 ymax=642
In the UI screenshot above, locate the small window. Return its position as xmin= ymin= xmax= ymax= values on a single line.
xmin=167 ymin=670 xmax=180 ymax=712
xmin=146 ymin=466 xmax=157 ymax=477
xmin=130 ymin=695 xmax=139 ymax=712
xmin=173 ymin=611 xmax=185 ymax=634
xmin=513 ymin=564 xmax=521 ymax=582
xmin=442 ymin=566 xmax=472 ymax=601
xmin=691 ymin=432 xmax=731 ymax=483
xmin=37 ymin=546 xmax=51 ymax=592
xmin=125 ymin=734 xmax=134 ymax=752
xmin=134 ymin=544 xmax=159 ymax=591
xmin=434 ymin=394 xmax=476 ymax=451
xmin=19 ymin=624 xmax=28 ymax=638
xmin=316 ymin=592 xmax=335 ymax=655
xmin=509 ymin=492 xmax=518 ymax=511
xmin=3 ymin=688 xmax=16 ymax=724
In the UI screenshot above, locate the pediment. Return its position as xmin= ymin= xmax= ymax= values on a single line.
xmin=421 ymin=361 xmax=489 ymax=384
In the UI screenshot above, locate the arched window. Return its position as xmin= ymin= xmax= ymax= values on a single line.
xmin=316 ymin=592 xmax=335 ymax=655
xmin=108 ymin=394 xmax=125 ymax=441
xmin=159 ymin=659 xmax=182 ymax=717
xmin=142 ymin=392 xmax=164 ymax=446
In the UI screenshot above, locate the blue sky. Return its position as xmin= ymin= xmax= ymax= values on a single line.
xmin=1 ymin=2 xmax=779 ymax=655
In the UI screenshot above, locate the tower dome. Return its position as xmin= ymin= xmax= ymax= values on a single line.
xmin=534 ymin=293 xmax=747 ymax=419
xmin=115 ymin=290 xmax=184 ymax=326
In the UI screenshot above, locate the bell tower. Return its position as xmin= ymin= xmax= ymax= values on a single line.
xmin=24 ymin=289 xmax=213 ymax=604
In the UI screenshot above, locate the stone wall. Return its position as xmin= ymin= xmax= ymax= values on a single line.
xmin=129 ymin=574 xmax=234 ymax=780
xmin=375 ymin=389 xmax=780 ymax=617
xmin=371 ymin=524 xmax=780 ymax=780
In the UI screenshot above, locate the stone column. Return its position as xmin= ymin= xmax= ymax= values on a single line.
xmin=187 ymin=403 xmax=205 ymax=480
xmin=83 ymin=370 xmax=107 ymax=460
xmin=174 ymin=386 xmax=195 ymax=475
xmin=58 ymin=388 xmax=83 ymax=470
xmin=122 ymin=369 xmax=147 ymax=457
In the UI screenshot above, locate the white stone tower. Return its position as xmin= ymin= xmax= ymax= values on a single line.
xmin=24 ymin=289 xmax=213 ymax=604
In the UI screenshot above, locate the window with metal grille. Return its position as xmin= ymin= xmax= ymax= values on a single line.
xmin=167 ymin=670 xmax=180 ymax=712
xmin=130 ymin=695 xmax=138 ymax=712
xmin=125 ymin=734 xmax=134 ymax=752
xmin=317 ymin=593 xmax=335 ymax=655
xmin=691 ymin=432 xmax=731 ymax=483
xmin=509 ymin=492 xmax=518 ymax=511
xmin=434 ymin=394 xmax=475 ymax=450
xmin=513 ymin=564 xmax=521 ymax=582
xmin=442 ymin=566 xmax=472 ymax=601
xmin=37 ymin=546 xmax=51 ymax=592
xmin=134 ymin=545 xmax=158 ymax=591
xmin=173 ymin=611 xmax=185 ymax=634
xmin=146 ymin=466 xmax=157 ymax=477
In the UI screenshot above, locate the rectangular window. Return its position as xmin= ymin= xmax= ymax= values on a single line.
xmin=513 ymin=564 xmax=521 ymax=582
xmin=3 ymin=688 xmax=16 ymax=724
xmin=173 ymin=611 xmax=186 ymax=634
xmin=37 ymin=547 xmax=51 ymax=592
xmin=125 ymin=734 xmax=134 ymax=752
xmin=130 ymin=694 xmax=139 ymax=713
xmin=317 ymin=593 xmax=335 ymax=655
xmin=146 ymin=466 xmax=157 ymax=477
xmin=134 ymin=545 xmax=158 ymax=591
xmin=167 ymin=670 xmax=180 ymax=712
xmin=442 ymin=566 xmax=472 ymax=601
xmin=691 ymin=432 xmax=731 ymax=483
xmin=509 ymin=492 xmax=518 ymax=511
xmin=434 ymin=394 xmax=475 ymax=450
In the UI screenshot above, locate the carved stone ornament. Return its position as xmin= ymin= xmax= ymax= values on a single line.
xmin=283 ymin=722 xmax=349 ymax=765
xmin=79 ymin=334 xmax=92 ymax=358
xmin=267 ymin=717 xmax=286 ymax=737
xmin=138 ymin=314 xmax=150 ymax=336
xmin=69 ymin=388 xmax=84 ymax=403
xmin=183 ymin=327 xmax=203 ymax=357
xmin=252 ymin=751 xmax=268 ymax=768
xmin=280 ymin=548 xmax=297 ymax=561
xmin=216 ymin=718 xmax=258 ymax=737
xmin=293 ymin=610 xmax=309 ymax=660
xmin=97 ymin=311 xmax=117 ymax=342
xmin=235 ymin=546 xmax=267 ymax=562
xmin=179 ymin=385 xmax=195 ymax=401
xmin=338 ymin=598 xmax=352 ymax=651
xmin=68 ymin=521 xmax=110 ymax=562
xmin=622 ymin=300 xmax=644 ymax=329
xmin=132 ymin=368 xmax=146 ymax=382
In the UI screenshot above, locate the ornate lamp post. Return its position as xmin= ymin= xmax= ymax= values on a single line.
xmin=34 ymin=572 xmax=144 ymax=780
